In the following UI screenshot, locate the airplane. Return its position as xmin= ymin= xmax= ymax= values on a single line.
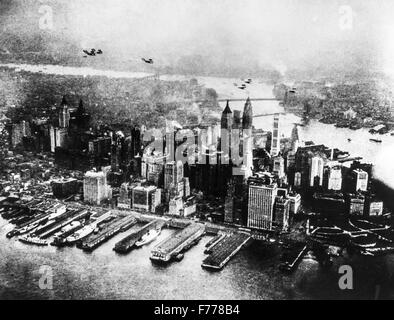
xmin=83 ymin=49 xmax=95 ymax=56
xmin=142 ymin=58 xmax=154 ymax=64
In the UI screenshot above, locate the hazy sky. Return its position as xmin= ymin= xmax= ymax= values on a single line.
xmin=2 ymin=0 xmax=394 ymax=75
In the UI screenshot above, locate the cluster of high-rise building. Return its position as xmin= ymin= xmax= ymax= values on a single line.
xmin=6 ymin=94 xmax=385 ymax=233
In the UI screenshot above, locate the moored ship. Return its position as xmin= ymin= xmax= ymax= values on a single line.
xmin=135 ymin=229 xmax=161 ymax=247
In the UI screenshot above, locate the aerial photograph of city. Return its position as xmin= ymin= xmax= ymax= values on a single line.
xmin=1 ymin=0 xmax=394 ymax=305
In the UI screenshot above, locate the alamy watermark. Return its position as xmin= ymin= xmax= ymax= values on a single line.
xmin=38 ymin=0 xmax=54 ymax=31
xmin=38 ymin=265 xmax=53 ymax=290
xmin=142 ymin=127 xmax=254 ymax=176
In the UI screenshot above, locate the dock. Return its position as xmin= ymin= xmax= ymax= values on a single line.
xmin=279 ymin=242 xmax=308 ymax=273
xmin=201 ymin=232 xmax=251 ymax=270
xmin=150 ymin=223 xmax=205 ymax=262
xmin=114 ymin=219 xmax=164 ymax=253
xmin=80 ymin=215 xmax=137 ymax=251
xmin=39 ymin=209 xmax=89 ymax=239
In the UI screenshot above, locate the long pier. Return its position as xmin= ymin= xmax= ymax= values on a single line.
xmin=80 ymin=215 xmax=137 ymax=251
xmin=150 ymin=223 xmax=205 ymax=262
xmin=39 ymin=209 xmax=89 ymax=239
xmin=201 ymin=233 xmax=251 ymax=270
xmin=114 ymin=219 xmax=164 ymax=253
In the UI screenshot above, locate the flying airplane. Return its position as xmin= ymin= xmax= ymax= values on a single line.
xmin=83 ymin=49 xmax=96 ymax=56
xmin=142 ymin=58 xmax=154 ymax=64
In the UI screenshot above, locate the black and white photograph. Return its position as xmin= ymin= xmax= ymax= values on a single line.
xmin=1 ymin=0 xmax=394 ymax=306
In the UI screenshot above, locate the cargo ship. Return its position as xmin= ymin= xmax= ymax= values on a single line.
xmin=65 ymin=224 xmax=95 ymax=244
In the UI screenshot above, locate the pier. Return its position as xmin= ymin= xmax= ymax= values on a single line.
xmin=279 ymin=242 xmax=308 ymax=273
xmin=80 ymin=215 xmax=137 ymax=251
xmin=201 ymin=233 xmax=251 ymax=270
xmin=114 ymin=219 xmax=165 ymax=253
xmin=39 ymin=209 xmax=89 ymax=239
xmin=150 ymin=223 xmax=205 ymax=262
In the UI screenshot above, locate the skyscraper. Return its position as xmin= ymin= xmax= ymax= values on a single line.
xmin=271 ymin=114 xmax=280 ymax=156
xmin=352 ymin=169 xmax=368 ymax=192
xmin=164 ymin=161 xmax=184 ymax=191
xmin=290 ymin=124 xmax=299 ymax=152
xmin=221 ymin=101 xmax=233 ymax=161
xmin=221 ymin=100 xmax=233 ymax=130
xmin=241 ymin=98 xmax=253 ymax=178
xmin=83 ymin=170 xmax=112 ymax=205
xmin=326 ymin=165 xmax=342 ymax=191
xmin=247 ymin=182 xmax=278 ymax=230
xmin=59 ymin=96 xmax=70 ymax=128
xmin=309 ymin=156 xmax=324 ymax=187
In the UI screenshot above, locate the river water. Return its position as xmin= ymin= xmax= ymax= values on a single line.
xmin=1 ymin=63 xmax=394 ymax=299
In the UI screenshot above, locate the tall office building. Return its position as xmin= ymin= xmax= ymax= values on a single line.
xmin=241 ymin=98 xmax=253 ymax=178
xmin=272 ymin=155 xmax=285 ymax=179
xmin=274 ymin=196 xmax=290 ymax=231
xmin=326 ymin=165 xmax=342 ymax=191
xmin=352 ymin=169 xmax=368 ymax=192
xmin=164 ymin=161 xmax=184 ymax=190
xmin=290 ymin=124 xmax=299 ymax=152
xmin=59 ymin=96 xmax=70 ymax=128
xmin=309 ymin=156 xmax=324 ymax=187
xmin=221 ymin=101 xmax=233 ymax=161
xmin=131 ymin=185 xmax=161 ymax=213
xmin=224 ymin=179 xmax=235 ymax=224
xmin=83 ymin=170 xmax=112 ymax=205
xmin=247 ymin=182 xmax=278 ymax=230
xmin=271 ymin=114 xmax=281 ymax=156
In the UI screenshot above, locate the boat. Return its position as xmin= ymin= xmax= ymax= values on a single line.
xmin=135 ymin=229 xmax=161 ymax=247
xmin=174 ymin=253 xmax=184 ymax=261
xmin=65 ymin=225 xmax=95 ymax=244
xmin=370 ymin=138 xmax=382 ymax=143
xmin=19 ymin=235 xmax=48 ymax=246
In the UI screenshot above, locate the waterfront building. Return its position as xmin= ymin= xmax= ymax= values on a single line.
xmin=351 ymin=169 xmax=368 ymax=192
xmin=83 ymin=170 xmax=112 ymax=205
xmin=183 ymin=199 xmax=197 ymax=217
xmin=247 ymin=182 xmax=278 ymax=230
xmin=367 ymin=199 xmax=383 ymax=216
xmin=118 ymin=182 xmax=131 ymax=209
xmin=169 ymin=196 xmax=183 ymax=216
xmin=348 ymin=193 xmax=365 ymax=216
xmin=131 ymin=185 xmax=161 ymax=213
xmin=52 ymin=178 xmax=79 ymax=199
